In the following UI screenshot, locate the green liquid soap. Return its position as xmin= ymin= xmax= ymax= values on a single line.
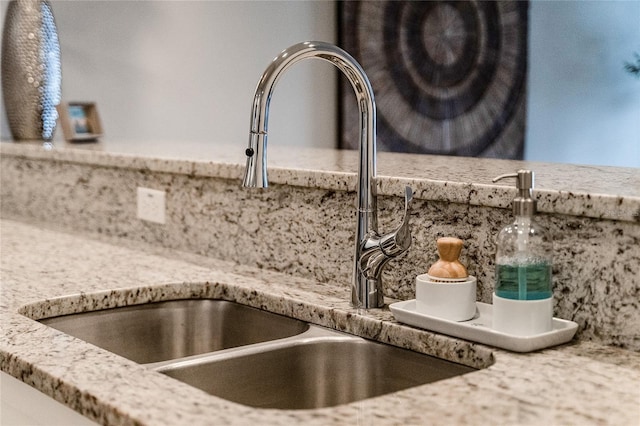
xmin=495 ymin=262 xmax=552 ymax=300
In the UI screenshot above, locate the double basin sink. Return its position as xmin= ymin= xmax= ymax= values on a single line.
xmin=40 ymin=299 xmax=476 ymax=410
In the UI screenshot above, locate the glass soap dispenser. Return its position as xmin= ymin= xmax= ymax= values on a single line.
xmin=492 ymin=170 xmax=553 ymax=336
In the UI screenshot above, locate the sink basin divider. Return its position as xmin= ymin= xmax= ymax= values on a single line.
xmin=149 ymin=325 xmax=358 ymax=372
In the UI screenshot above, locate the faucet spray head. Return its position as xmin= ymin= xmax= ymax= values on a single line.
xmin=242 ymin=131 xmax=268 ymax=188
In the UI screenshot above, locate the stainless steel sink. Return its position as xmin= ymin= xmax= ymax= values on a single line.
xmin=39 ymin=299 xmax=309 ymax=364
xmin=158 ymin=327 xmax=477 ymax=410
xmin=39 ymin=299 xmax=478 ymax=409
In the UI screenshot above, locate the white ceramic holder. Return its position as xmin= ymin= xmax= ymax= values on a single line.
xmin=389 ymin=299 xmax=578 ymax=353
xmin=415 ymin=273 xmax=477 ymax=322
xmin=492 ymin=293 xmax=553 ymax=336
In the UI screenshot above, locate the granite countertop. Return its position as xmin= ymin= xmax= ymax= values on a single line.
xmin=1 ymin=219 xmax=639 ymax=425
xmin=2 ymin=140 xmax=639 ymax=222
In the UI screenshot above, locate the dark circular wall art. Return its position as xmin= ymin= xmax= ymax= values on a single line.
xmin=339 ymin=1 xmax=528 ymax=159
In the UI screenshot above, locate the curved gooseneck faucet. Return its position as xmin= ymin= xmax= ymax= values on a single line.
xmin=242 ymin=41 xmax=412 ymax=309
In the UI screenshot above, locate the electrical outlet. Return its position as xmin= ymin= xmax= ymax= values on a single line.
xmin=137 ymin=187 xmax=166 ymax=224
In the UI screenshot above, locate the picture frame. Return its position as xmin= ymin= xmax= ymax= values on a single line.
xmin=56 ymin=102 xmax=103 ymax=142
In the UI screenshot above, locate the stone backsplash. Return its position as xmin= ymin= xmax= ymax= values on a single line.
xmin=1 ymin=154 xmax=638 ymax=350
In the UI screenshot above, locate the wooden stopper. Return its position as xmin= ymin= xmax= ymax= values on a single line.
xmin=427 ymin=237 xmax=468 ymax=279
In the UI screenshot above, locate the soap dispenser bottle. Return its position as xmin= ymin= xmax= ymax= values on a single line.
xmin=492 ymin=170 xmax=553 ymax=336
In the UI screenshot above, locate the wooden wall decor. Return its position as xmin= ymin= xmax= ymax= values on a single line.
xmin=339 ymin=1 xmax=528 ymax=159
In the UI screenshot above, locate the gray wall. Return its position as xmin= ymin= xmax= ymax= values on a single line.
xmin=526 ymin=0 xmax=640 ymax=167
xmin=1 ymin=1 xmax=338 ymax=148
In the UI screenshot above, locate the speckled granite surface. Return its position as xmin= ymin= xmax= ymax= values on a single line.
xmin=1 ymin=220 xmax=639 ymax=425
xmin=2 ymin=142 xmax=639 ymax=349
xmin=2 ymin=140 xmax=639 ymax=221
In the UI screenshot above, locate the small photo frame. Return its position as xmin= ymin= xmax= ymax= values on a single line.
xmin=57 ymin=102 xmax=103 ymax=142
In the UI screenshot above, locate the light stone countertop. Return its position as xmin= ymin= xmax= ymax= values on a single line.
xmin=1 ymin=219 xmax=639 ymax=426
xmin=1 ymin=140 xmax=639 ymax=222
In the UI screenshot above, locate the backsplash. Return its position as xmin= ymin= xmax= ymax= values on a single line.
xmin=1 ymin=150 xmax=638 ymax=350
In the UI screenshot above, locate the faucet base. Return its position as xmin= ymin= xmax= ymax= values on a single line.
xmin=352 ymin=276 xmax=385 ymax=309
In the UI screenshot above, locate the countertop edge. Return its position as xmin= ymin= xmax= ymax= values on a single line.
xmin=2 ymin=142 xmax=639 ymax=222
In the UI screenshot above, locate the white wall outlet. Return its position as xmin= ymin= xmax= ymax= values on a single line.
xmin=137 ymin=187 xmax=166 ymax=224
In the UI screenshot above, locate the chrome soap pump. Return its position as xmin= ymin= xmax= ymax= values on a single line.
xmin=492 ymin=170 xmax=553 ymax=336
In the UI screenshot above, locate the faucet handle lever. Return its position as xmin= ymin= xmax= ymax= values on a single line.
xmin=380 ymin=186 xmax=413 ymax=257
xmin=403 ymin=185 xmax=413 ymax=219
xmin=358 ymin=186 xmax=413 ymax=286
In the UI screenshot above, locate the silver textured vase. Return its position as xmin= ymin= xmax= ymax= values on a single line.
xmin=1 ymin=0 xmax=62 ymax=141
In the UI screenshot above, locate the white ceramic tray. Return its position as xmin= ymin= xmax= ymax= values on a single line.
xmin=389 ymin=300 xmax=578 ymax=353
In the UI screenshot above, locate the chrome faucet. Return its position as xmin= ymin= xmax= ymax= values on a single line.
xmin=242 ymin=41 xmax=412 ymax=309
